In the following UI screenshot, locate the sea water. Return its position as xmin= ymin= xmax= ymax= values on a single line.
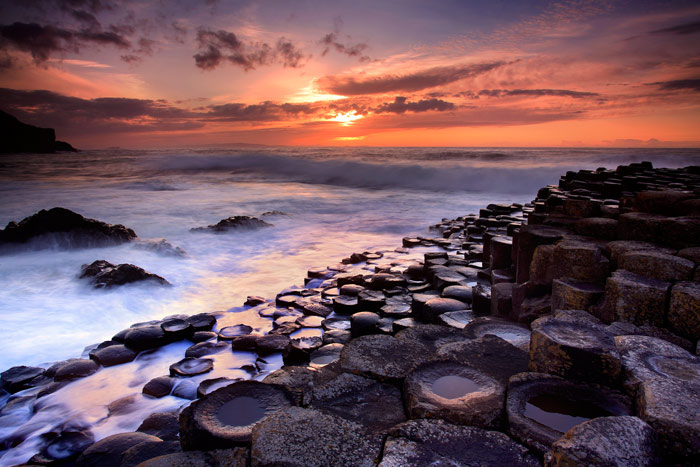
xmin=0 ymin=146 xmax=698 ymax=465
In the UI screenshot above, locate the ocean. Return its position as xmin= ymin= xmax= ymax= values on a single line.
xmin=0 ymin=146 xmax=699 ymax=464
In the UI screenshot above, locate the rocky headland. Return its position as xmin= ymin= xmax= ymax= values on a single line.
xmin=1 ymin=161 xmax=699 ymax=466
xmin=0 ymin=110 xmax=77 ymax=154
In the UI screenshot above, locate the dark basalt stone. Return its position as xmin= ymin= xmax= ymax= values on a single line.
xmin=395 ymin=324 xmax=470 ymax=352
xmin=339 ymin=334 xmax=430 ymax=383
xmin=464 ymin=316 xmax=531 ymax=351
xmin=322 ymin=317 xmax=351 ymax=331
xmin=615 ymin=335 xmax=700 ymax=462
xmin=333 ymin=295 xmax=360 ymax=314
xmin=322 ymin=329 xmax=351 ymax=344
xmin=190 ymin=331 xmax=217 ymax=343
xmin=250 ymin=407 xmax=384 ymax=467
xmin=124 ymin=325 xmax=168 ymax=351
xmin=417 ymin=297 xmax=469 ymax=323
xmin=441 ymin=285 xmax=473 ymax=303
xmin=1 ymin=365 xmax=45 ymax=393
xmin=160 ymin=319 xmax=192 ymax=341
xmin=179 ymin=380 xmax=294 ymax=450
xmin=404 ymin=361 xmax=505 ymax=429
xmin=135 ymin=238 xmax=186 ymax=257
xmin=437 ymin=335 xmax=529 ymax=384
xmin=136 ymin=448 xmax=249 ymax=466
xmin=0 ymin=207 xmax=134 ymax=250
xmin=545 ymin=416 xmax=658 ymax=467
xmin=283 ymin=336 xmax=323 ymax=365
xmin=529 ymin=312 xmax=621 ymax=387
xmin=231 ymin=334 xmax=258 ymax=350
xmin=437 ymin=310 xmax=475 ymax=328
xmin=186 ymin=313 xmax=217 ymax=332
xmin=143 ymin=376 xmax=177 ymax=398
xmin=191 ymin=215 xmax=272 ymax=233
xmin=53 ymin=359 xmax=99 ymax=381
xmin=120 ymin=439 xmax=181 ymax=467
xmin=506 ymin=372 xmax=632 ymax=455
xmin=296 ymin=315 xmax=324 ymax=327
xmin=381 ymin=419 xmax=540 ymax=467
xmin=169 ymin=358 xmax=214 ymax=377
xmin=350 ymin=311 xmax=381 ymax=338
xmin=89 ymin=344 xmax=137 ymax=367
xmin=185 ymin=341 xmax=230 ymax=358
xmin=197 ymin=377 xmax=240 ymax=398
xmin=138 ymin=412 xmax=180 ymax=442
xmin=80 ymin=260 xmax=170 ymax=288
xmin=217 ymin=324 xmax=253 ymax=340
xmin=262 ymin=366 xmax=317 ymax=406
xmin=76 ymin=432 xmax=163 ymax=467
xmin=311 ymin=373 xmax=406 ymax=432
xmin=309 ymin=343 xmax=344 ymax=368
xmin=255 ymin=334 xmax=290 ymax=355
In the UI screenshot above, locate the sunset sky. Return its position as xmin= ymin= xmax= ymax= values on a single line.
xmin=0 ymin=0 xmax=699 ymax=148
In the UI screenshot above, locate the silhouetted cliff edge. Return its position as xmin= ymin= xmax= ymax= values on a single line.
xmin=0 ymin=110 xmax=77 ymax=153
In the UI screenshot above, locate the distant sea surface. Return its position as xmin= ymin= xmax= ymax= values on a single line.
xmin=1 ymin=146 xmax=699 ymax=370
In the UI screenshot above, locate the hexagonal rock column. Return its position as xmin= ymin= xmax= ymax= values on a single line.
xmin=404 ymin=361 xmax=505 ymax=429
xmin=395 ymin=324 xmax=471 ymax=353
xmin=416 ymin=297 xmax=469 ymax=324
xmin=310 ymin=373 xmax=406 ymax=433
xmin=437 ymin=335 xmax=529 ymax=384
xmin=529 ymin=313 xmax=621 ymax=387
xmin=617 ymin=212 xmax=666 ymax=244
xmin=179 ymin=380 xmax=294 ymax=450
xmin=668 ymin=281 xmax=700 ymax=341
xmin=544 ymin=416 xmax=657 ymax=467
xmin=464 ymin=316 xmax=531 ymax=351
xmin=551 ymin=278 xmax=604 ymax=313
xmin=615 ymin=335 xmax=700 ymax=463
xmin=605 ymin=240 xmax=676 ymax=268
xmin=552 ymin=238 xmax=610 ymax=283
xmin=250 ymin=407 xmax=384 ymax=467
xmin=515 ymin=225 xmax=568 ymax=284
xmin=618 ymin=250 xmax=694 ymax=282
xmin=491 ymin=282 xmax=514 ymax=317
xmin=379 ymin=419 xmax=540 ymax=467
xmin=598 ymin=270 xmax=670 ymax=326
xmin=490 ymin=236 xmax=513 ymax=270
xmin=507 ymin=372 xmax=632 ymax=455
xmin=339 ymin=334 xmax=430 ymax=384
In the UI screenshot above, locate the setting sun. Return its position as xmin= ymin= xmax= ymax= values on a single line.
xmin=330 ymin=111 xmax=364 ymax=126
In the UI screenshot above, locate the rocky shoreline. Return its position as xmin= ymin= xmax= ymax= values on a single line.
xmin=1 ymin=161 xmax=699 ymax=466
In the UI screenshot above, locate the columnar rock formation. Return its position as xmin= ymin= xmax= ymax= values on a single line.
xmin=1 ymin=162 xmax=698 ymax=465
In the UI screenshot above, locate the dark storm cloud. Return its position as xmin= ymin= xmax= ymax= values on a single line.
xmin=477 ymin=88 xmax=601 ymax=98
xmin=0 ymin=21 xmax=130 ymax=62
xmin=374 ymin=96 xmax=456 ymax=114
xmin=649 ymin=78 xmax=700 ymax=91
xmin=650 ymin=21 xmax=700 ymax=35
xmin=205 ymin=101 xmax=316 ymax=121
xmin=318 ymin=17 xmax=370 ymax=62
xmin=194 ymin=28 xmax=307 ymax=70
xmin=317 ymin=61 xmax=511 ymax=96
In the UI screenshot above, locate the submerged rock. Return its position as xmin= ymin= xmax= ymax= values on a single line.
xmin=76 ymin=432 xmax=162 ymax=467
xmin=191 ymin=216 xmax=272 ymax=233
xmin=135 ymin=238 xmax=187 ymax=257
xmin=80 ymin=260 xmax=170 ymax=288
xmin=0 ymin=207 xmax=135 ymax=249
xmin=0 ymin=365 xmax=45 ymax=393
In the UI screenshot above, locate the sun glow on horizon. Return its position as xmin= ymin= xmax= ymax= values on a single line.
xmin=330 ymin=111 xmax=364 ymax=126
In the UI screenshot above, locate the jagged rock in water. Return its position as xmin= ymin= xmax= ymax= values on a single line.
xmin=80 ymin=260 xmax=170 ymax=288
xmin=0 ymin=207 xmax=135 ymax=249
xmin=190 ymin=215 xmax=272 ymax=233
xmin=134 ymin=239 xmax=187 ymax=257
xmin=0 ymin=365 xmax=45 ymax=393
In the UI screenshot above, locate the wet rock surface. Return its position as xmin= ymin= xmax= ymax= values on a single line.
xmin=179 ymin=380 xmax=294 ymax=450
xmin=191 ymin=215 xmax=272 ymax=233
xmin=80 ymin=260 xmax=170 ymax=288
xmin=0 ymin=207 xmax=135 ymax=249
xmin=4 ymin=161 xmax=700 ymax=466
